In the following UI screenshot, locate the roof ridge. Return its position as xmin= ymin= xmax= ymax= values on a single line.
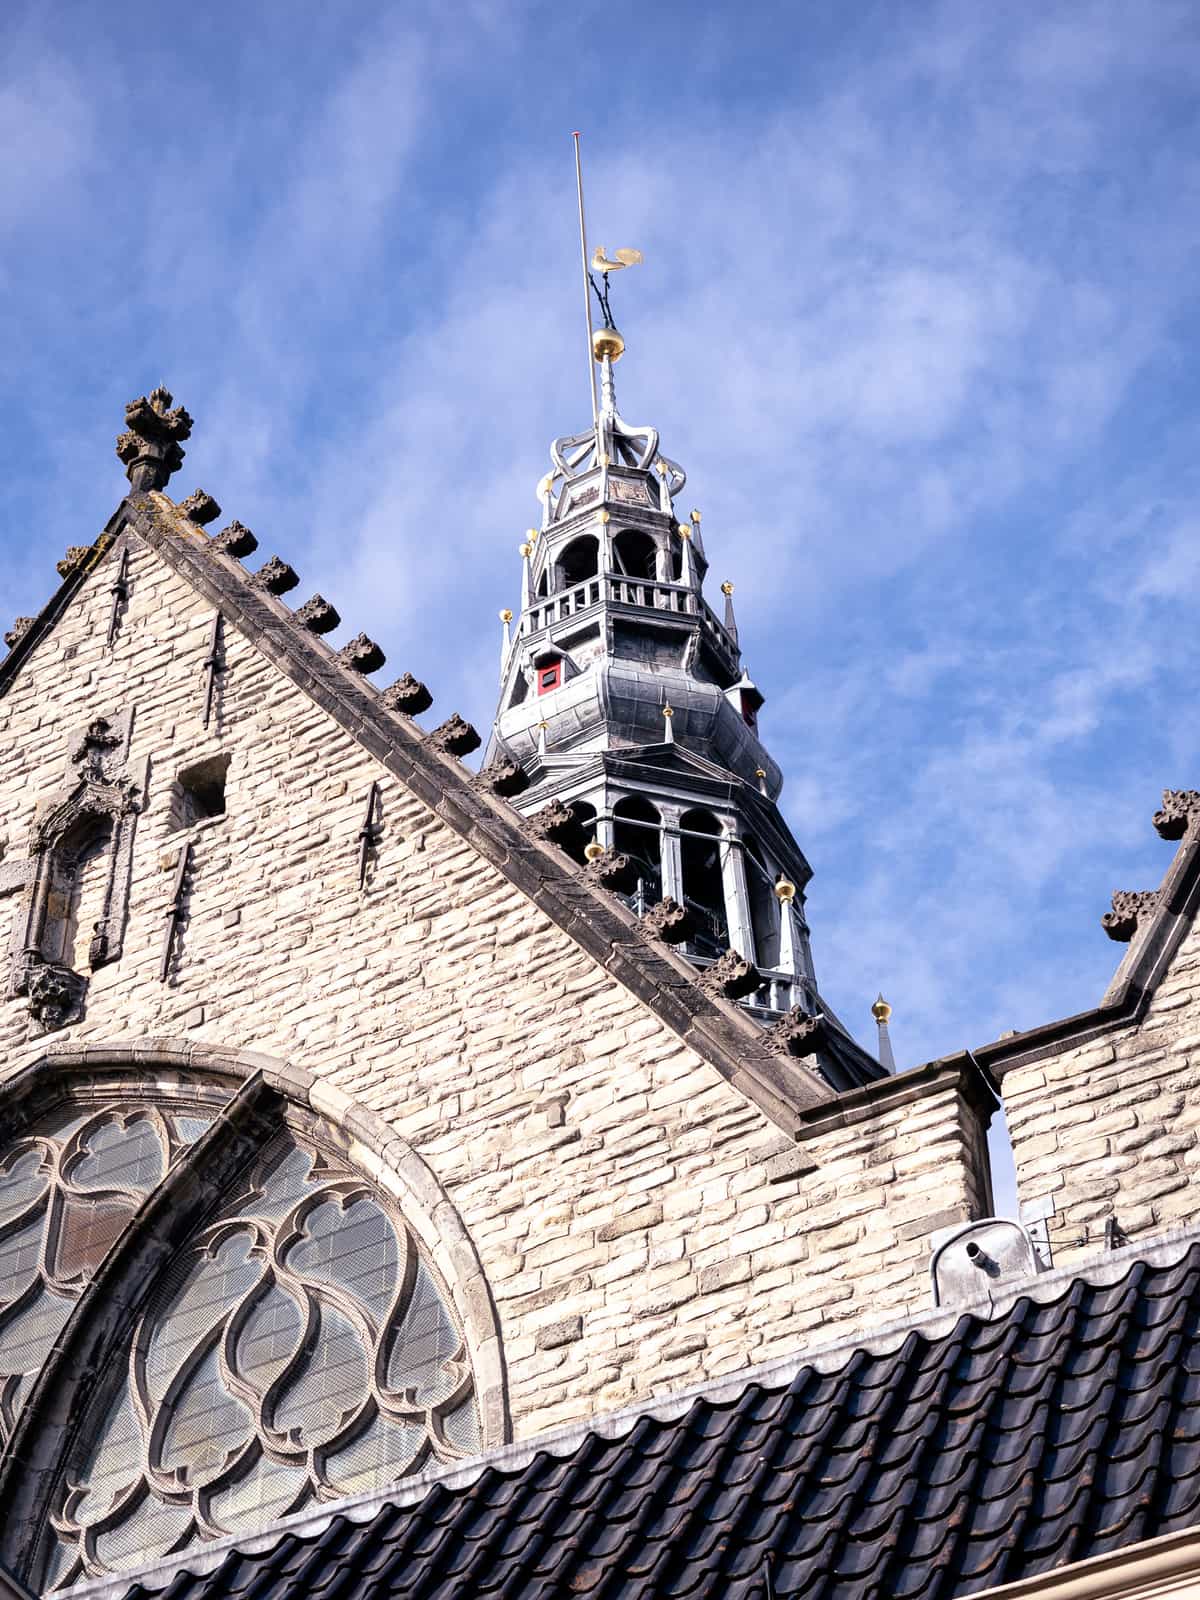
xmin=66 ymin=1224 xmax=1200 ymax=1600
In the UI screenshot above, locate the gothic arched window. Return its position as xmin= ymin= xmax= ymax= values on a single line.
xmin=0 ymin=1066 xmax=484 ymax=1592
xmin=0 ymin=1098 xmax=217 ymax=1450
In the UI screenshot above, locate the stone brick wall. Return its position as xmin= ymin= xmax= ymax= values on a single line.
xmin=1003 ymin=912 xmax=1200 ymax=1262
xmin=0 ymin=527 xmax=993 ymax=1440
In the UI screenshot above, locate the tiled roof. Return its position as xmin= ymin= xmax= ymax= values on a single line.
xmin=90 ymin=1237 xmax=1200 ymax=1600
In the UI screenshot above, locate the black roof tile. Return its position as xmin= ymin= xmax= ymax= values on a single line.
xmin=85 ymin=1243 xmax=1200 ymax=1600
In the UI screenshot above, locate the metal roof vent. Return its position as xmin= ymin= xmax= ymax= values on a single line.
xmin=930 ymin=1218 xmax=1045 ymax=1308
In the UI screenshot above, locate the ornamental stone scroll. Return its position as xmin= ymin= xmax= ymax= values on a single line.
xmin=7 ymin=711 xmax=146 ymax=1030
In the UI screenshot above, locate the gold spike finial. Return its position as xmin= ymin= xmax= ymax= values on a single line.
xmin=871 ymin=994 xmax=892 ymax=1024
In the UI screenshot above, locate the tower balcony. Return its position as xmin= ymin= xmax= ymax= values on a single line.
xmin=520 ymin=571 xmax=740 ymax=682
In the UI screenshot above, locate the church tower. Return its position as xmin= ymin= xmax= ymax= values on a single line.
xmin=485 ymin=293 xmax=848 ymax=1037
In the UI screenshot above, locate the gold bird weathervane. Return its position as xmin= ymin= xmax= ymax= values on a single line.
xmin=572 ymin=131 xmax=643 ymax=432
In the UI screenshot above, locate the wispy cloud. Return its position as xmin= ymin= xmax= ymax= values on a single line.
xmin=2 ymin=0 xmax=1199 ymax=1128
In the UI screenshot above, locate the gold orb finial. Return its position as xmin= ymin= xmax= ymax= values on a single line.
xmin=774 ymin=877 xmax=796 ymax=904
xmin=592 ymin=325 xmax=625 ymax=362
xmin=721 ymin=581 xmax=735 ymax=596
xmin=538 ymin=473 xmax=554 ymax=495
xmin=519 ymin=542 xmax=532 ymax=559
xmin=662 ymin=703 xmax=674 ymax=719
xmin=600 ymin=510 xmax=610 ymax=524
xmin=872 ymin=995 xmax=893 ymax=1024
xmin=499 ymin=608 xmax=513 ymax=624
xmin=690 ymin=508 xmax=702 ymax=524
xmin=584 ymin=840 xmax=605 ymax=862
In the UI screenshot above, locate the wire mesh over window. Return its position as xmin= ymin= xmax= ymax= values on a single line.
xmin=0 ymin=1104 xmax=211 ymax=1450
xmin=46 ymin=1127 xmax=479 ymax=1588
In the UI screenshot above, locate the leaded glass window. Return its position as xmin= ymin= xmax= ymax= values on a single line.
xmin=0 ymin=1103 xmax=211 ymax=1447
xmin=42 ymin=1123 xmax=479 ymax=1589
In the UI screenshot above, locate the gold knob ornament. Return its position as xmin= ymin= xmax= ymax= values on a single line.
xmin=775 ymin=878 xmax=796 ymax=904
xmin=592 ymin=325 xmax=625 ymax=362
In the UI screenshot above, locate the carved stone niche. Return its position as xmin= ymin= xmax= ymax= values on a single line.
xmin=7 ymin=713 xmax=145 ymax=1031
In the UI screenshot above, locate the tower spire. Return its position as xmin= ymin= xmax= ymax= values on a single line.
xmin=479 ymin=188 xmax=887 ymax=1087
xmin=572 ymin=133 xmax=600 ymax=436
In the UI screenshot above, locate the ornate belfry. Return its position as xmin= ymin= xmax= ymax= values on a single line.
xmin=484 ymin=265 xmax=850 ymax=1037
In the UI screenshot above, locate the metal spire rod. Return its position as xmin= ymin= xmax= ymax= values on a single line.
xmin=572 ymin=132 xmax=600 ymax=437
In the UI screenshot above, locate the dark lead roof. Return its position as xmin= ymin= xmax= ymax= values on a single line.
xmin=82 ymin=1235 xmax=1200 ymax=1600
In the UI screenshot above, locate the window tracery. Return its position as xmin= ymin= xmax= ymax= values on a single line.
xmin=38 ymin=1120 xmax=479 ymax=1589
xmin=0 ymin=1102 xmax=211 ymax=1450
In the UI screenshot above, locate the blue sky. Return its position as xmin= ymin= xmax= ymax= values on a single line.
xmin=3 ymin=2 xmax=1200 ymax=1164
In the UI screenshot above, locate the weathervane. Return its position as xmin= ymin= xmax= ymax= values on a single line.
xmin=571 ymin=132 xmax=643 ymax=439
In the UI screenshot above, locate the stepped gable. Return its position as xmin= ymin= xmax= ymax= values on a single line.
xmin=0 ymin=429 xmax=854 ymax=1124
xmin=66 ymin=1235 xmax=1200 ymax=1600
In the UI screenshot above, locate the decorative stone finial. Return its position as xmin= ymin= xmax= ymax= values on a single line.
xmin=583 ymin=847 xmax=639 ymax=895
xmin=381 ymin=673 xmax=433 ymax=716
xmin=338 ymin=633 xmax=386 ymax=674
xmin=116 ymin=387 xmax=193 ymax=492
xmin=476 ymin=758 xmax=529 ymax=799
xmin=643 ymin=898 xmax=692 ymax=945
xmin=4 ymin=617 xmax=34 ymax=651
xmin=293 ymin=595 xmax=341 ymax=635
xmin=178 ymin=489 xmax=221 ymax=526
xmin=251 ymin=556 xmax=300 ymax=596
xmin=430 ymin=714 xmax=481 ymax=757
xmin=702 ymin=949 xmax=762 ymax=1000
xmin=525 ymin=799 xmax=585 ymax=850
xmin=213 ymin=521 xmax=258 ymax=558
xmin=767 ymin=1008 xmax=826 ymax=1059
xmin=1153 ymin=790 xmax=1200 ymax=841
xmin=56 ymin=546 xmax=91 ymax=580
xmin=1102 ymin=889 xmax=1161 ymax=942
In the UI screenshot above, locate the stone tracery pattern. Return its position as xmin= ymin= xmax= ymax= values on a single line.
xmin=0 ymin=1103 xmax=211 ymax=1449
xmin=44 ymin=1127 xmax=479 ymax=1587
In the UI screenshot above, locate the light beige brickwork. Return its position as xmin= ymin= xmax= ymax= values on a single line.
xmin=0 ymin=527 xmax=993 ymax=1440
xmin=1004 ymin=909 xmax=1200 ymax=1262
